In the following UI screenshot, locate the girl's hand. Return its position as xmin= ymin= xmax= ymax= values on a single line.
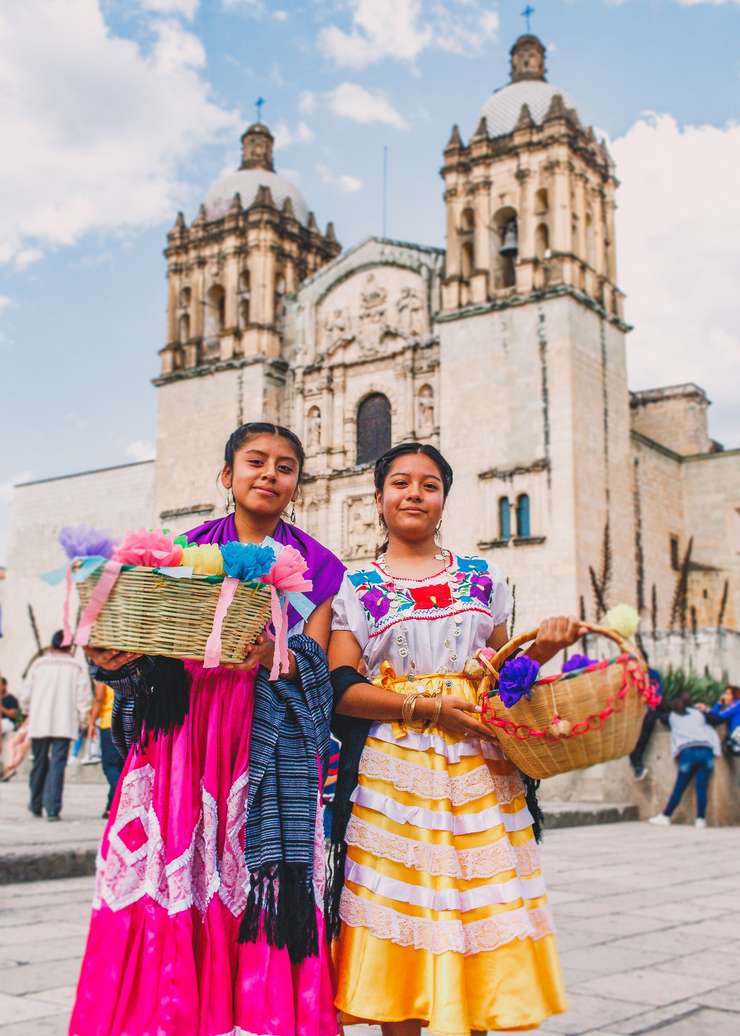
xmin=529 ymin=616 xmax=586 ymax=666
xmin=84 ymin=648 xmax=142 ymax=671
xmin=419 ymin=695 xmax=491 ymax=740
xmin=222 ymin=634 xmax=276 ymax=673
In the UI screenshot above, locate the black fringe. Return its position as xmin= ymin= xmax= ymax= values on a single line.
xmin=133 ymin=658 xmax=191 ymax=750
xmin=523 ymin=774 xmax=544 ymax=842
xmin=238 ymin=863 xmax=319 ymax=963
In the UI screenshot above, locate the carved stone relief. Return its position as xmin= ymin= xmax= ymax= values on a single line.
xmin=325 ymin=308 xmax=355 ymax=354
xmin=306 ymin=405 xmax=322 ymax=450
xmin=396 ymin=286 xmax=425 ymax=337
xmin=358 ymin=274 xmax=388 ymax=356
xmin=345 ymin=495 xmax=377 ymax=560
xmin=417 ymin=384 xmax=435 ymax=437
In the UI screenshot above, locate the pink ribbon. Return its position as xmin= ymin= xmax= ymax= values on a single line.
xmin=261 ymin=546 xmax=313 ymax=682
xmin=203 ymin=576 xmax=239 ymax=668
xmin=75 ymin=561 xmax=123 ymax=647
xmin=61 ymin=565 xmax=74 ymax=646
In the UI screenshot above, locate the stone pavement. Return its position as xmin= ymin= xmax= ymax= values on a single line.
xmin=1 ymin=821 xmax=739 ymax=1035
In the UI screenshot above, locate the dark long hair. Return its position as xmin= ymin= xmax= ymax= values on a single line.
xmin=224 ymin=422 xmax=306 ymax=481
xmin=373 ymin=442 xmax=454 ymax=553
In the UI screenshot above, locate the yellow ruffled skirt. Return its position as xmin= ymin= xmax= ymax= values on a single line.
xmin=333 ymin=671 xmax=567 ymax=1035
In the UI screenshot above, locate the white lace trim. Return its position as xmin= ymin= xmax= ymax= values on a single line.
xmin=359 ymin=745 xmax=523 ymax=807
xmin=95 ymin=763 xmax=327 ymax=918
xmin=370 ymin=724 xmax=506 ymax=764
xmin=345 ymin=814 xmax=541 ymax=880
xmin=351 ymin=784 xmax=533 ymax=835
xmin=339 ymin=886 xmax=554 ymax=957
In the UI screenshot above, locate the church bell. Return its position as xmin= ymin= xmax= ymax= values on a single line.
xmin=499 ymin=220 xmax=518 ymax=257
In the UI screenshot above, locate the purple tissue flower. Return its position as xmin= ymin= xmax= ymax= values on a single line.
xmin=361 ymin=586 xmax=390 ymax=621
xmin=562 ymin=653 xmax=596 ymax=673
xmin=58 ymin=525 xmax=117 ymax=561
xmin=498 ymin=654 xmax=540 ymax=708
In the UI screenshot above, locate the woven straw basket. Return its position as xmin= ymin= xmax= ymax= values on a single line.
xmin=76 ymin=567 xmax=273 ymax=663
xmin=478 ymin=622 xmax=650 ymax=780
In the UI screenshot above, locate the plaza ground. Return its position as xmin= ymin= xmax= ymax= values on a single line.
xmin=0 ymin=785 xmax=739 ymax=1035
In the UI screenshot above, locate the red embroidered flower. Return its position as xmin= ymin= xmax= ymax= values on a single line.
xmin=409 ymin=583 xmax=453 ymax=610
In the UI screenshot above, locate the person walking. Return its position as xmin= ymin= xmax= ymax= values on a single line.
xmin=629 ymin=658 xmax=663 ymax=780
xmin=649 ymin=690 xmax=721 ymax=829
xmin=88 ymin=682 xmax=122 ymax=817
xmin=328 ymin=442 xmax=582 ymax=1036
xmin=70 ymin=423 xmax=344 ymax=1036
xmin=21 ymin=631 xmax=92 ymax=820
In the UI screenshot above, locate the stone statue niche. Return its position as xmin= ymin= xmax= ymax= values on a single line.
xmin=345 ymin=496 xmax=377 ymax=559
xmin=396 ymin=286 xmax=425 ymax=337
xmin=417 ymin=384 xmax=435 ymax=437
xmin=306 ymin=405 xmax=321 ymax=450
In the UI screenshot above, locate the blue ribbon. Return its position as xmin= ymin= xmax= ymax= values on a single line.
xmin=40 ymin=555 xmax=108 ymax=586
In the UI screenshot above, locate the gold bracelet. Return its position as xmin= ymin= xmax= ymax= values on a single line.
xmin=401 ymin=692 xmax=418 ymax=728
xmin=422 ymin=695 xmax=444 ymax=731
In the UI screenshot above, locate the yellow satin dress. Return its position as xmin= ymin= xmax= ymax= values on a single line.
xmin=331 ymin=560 xmax=567 ymax=1036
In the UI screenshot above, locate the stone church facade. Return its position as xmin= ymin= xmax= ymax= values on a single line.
xmin=2 ymin=34 xmax=738 ymax=688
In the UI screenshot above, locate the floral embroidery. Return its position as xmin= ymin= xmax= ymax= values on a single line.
xmin=361 ymin=586 xmax=390 ymax=621
xmin=350 ymin=556 xmax=495 ymax=631
xmin=409 ymin=583 xmax=452 ymax=611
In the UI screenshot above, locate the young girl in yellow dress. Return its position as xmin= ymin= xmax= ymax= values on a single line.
xmin=328 ymin=442 xmax=583 ymax=1036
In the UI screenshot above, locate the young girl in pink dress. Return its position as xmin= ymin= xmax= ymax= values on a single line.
xmin=70 ymin=423 xmax=344 ymax=1036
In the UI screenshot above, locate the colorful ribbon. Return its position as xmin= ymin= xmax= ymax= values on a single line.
xmin=203 ymin=576 xmax=240 ymax=669
xmin=74 ymin=561 xmax=123 ymax=647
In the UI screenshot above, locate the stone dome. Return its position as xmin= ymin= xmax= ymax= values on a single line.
xmin=204 ymin=168 xmax=310 ymax=224
xmin=480 ymin=79 xmax=576 ymax=139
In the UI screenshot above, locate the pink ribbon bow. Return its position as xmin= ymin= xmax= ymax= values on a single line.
xmin=261 ymin=546 xmax=313 ymax=681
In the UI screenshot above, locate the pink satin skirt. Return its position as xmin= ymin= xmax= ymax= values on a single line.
xmin=69 ymin=662 xmax=338 ymax=1036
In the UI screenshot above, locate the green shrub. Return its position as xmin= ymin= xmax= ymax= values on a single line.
xmin=661 ymin=669 xmax=724 ymax=706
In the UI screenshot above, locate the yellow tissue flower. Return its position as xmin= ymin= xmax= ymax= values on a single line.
xmin=603 ymin=603 xmax=640 ymax=639
xmin=181 ymin=543 xmax=224 ymax=576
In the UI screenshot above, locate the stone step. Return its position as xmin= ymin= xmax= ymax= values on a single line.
xmin=543 ymin=800 xmax=638 ymax=828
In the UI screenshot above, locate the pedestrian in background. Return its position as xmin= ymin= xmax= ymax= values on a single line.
xmin=700 ymin=685 xmax=740 ymax=758
xmin=20 ymin=630 xmax=92 ymax=821
xmin=88 ymin=681 xmax=122 ymax=818
xmin=650 ymin=690 xmax=721 ymax=829
xmin=629 ymin=656 xmax=664 ymax=780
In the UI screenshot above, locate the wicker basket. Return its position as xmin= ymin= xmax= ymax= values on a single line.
xmin=76 ymin=566 xmax=273 ymax=663
xmin=478 ymin=623 xmax=650 ymax=780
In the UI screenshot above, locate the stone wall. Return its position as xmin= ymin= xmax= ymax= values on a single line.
xmin=539 ymin=727 xmax=740 ymax=827
xmin=0 ymin=462 xmax=155 ymax=693
xmin=630 ymin=384 xmax=712 ymax=456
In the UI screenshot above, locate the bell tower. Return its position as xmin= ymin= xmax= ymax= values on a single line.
xmin=153 ymin=121 xmax=340 ymax=533
xmin=441 ymin=35 xmax=622 ymax=318
xmin=436 ymin=35 xmax=634 ymax=632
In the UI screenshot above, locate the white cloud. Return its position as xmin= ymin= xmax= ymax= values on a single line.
xmin=137 ymin=0 xmax=199 ymax=18
xmin=273 ymin=8 xmax=289 ymax=19
xmin=613 ymin=112 xmax=740 ymax=446
xmin=273 ymin=121 xmax=315 ymax=149
xmin=0 ymin=296 xmax=12 ymax=314
xmin=299 ymin=91 xmax=317 ymax=115
xmin=0 ymin=1 xmax=240 ymax=268
xmin=0 ymin=471 xmax=33 ymax=503
xmin=675 ymin=1 xmax=740 ymax=6
xmin=325 ymin=83 xmax=408 ymax=129
xmin=316 ymin=163 xmax=363 ymax=193
xmin=318 ymin=0 xmax=499 ymax=69
xmin=126 ymin=440 xmax=156 ymax=462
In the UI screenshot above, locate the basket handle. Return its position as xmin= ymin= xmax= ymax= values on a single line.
xmin=479 ymin=622 xmax=630 ymax=683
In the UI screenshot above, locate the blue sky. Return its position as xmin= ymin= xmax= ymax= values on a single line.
xmin=2 ymin=0 xmax=740 ymax=562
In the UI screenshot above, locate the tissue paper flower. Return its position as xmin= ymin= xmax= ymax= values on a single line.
xmin=221 ymin=541 xmax=276 ymax=582
xmin=562 ymin=653 xmax=597 ymax=673
xmin=603 ymin=603 xmax=640 ymax=640
xmin=498 ymin=655 xmax=540 ymax=708
xmin=261 ymin=544 xmax=313 ymax=593
xmin=112 ymin=530 xmax=183 ymax=568
xmin=180 ymin=543 xmax=224 ymax=576
xmin=58 ymin=525 xmax=117 ymax=560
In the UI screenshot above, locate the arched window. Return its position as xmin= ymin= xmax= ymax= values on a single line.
xmin=516 ymin=494 xmax=531 ymax=538
xmin=178 ymin=312 xmax=190 ymax=343
xmin=534 ymin=188 xmax=548 ymax=215
xmin=498 ymin=497 xmax=511 ymax=540
xmin=460 ymin=207 xmax=475 ymax=279
xmin=205 ymin=284 xmax=225 ymax=338
xmin=179 ymin=286 xmax=192 ymax=308
xmin=357 ymin=393 xmax=391 ymax=466
xmin=535 ymin=223 xmax=549 ymax=261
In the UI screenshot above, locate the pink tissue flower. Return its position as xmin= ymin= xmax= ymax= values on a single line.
xmin=261 ymin=544 xmax=313 ymax=593
xmin=112 ymin=529 xmax=183 ymax=568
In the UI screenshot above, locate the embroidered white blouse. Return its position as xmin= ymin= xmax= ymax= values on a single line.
xmin=331 ymin=552 xmax=512 ymax=679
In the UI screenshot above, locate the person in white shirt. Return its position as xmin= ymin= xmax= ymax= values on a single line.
xmin=649 ymin=691 xmax=721 ymax=829
xmin=21 ymin=630 xmax=92 ymax=821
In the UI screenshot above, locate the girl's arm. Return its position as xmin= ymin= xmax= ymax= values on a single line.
xmin=485 ymin=617 xmax=584 ymax=666
xmin=329 ymin=630 xmax=486 ymax=739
